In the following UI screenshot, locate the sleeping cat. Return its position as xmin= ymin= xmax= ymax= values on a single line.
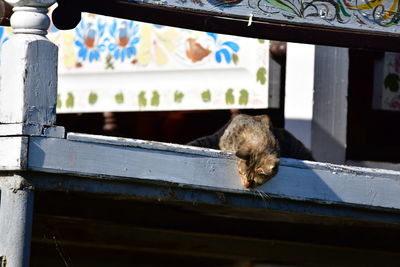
xmin=187 ymin=114 xmax=314 ymax=189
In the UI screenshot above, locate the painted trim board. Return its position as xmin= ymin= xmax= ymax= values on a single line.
xmin=27 ymin=134 xmax=400 ymax=212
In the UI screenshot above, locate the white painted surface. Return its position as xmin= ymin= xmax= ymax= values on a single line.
xmin=29 ymin=136 xmax=242 ymax=190
xmin=28 ymin=135 xmax=400 ymax=210
xmin=0 ymin=4 xmax=58 ymax=125
xmin=50 ymin=16 xmax=270 ymax=113
xmin=0 ymin=137 xmax=28 ymax=170
xmin=284 ymin=43 xmax=315 ymax=149
xmin=67 ymin=133 xmax=231 ymax=159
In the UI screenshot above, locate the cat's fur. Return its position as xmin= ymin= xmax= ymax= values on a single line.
xmin=187 ymin=114 xmax=314 ymax=189
xmin=218 ymin=114 xmax=280 ymax=188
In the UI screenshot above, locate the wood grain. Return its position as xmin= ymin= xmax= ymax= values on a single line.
xmin=27 ymin=134 xmax=400 ymax=211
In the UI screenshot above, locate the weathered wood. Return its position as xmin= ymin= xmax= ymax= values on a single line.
xmin=0 ymin=136 xmax=28 ymax=170
xmin=312 ymin=46 xmax=349 ymax=164
xmin=0 ymin=124 xmax=65 ymax=138
xmin=0 ymin=175 xmax=34 ymax=267
xmin=0 ymin=1 xmax=58 ymax=125
xmin=27 ymin=134 xmax=400 ymax=214
xmin=52 ymin=0 xmax=400 ymax=52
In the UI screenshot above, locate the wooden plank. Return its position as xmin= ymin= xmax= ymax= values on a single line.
xmin=66 ymin=133 xmax=231 ymax=159
xmin=312 ymin=46 xmax=349 ymax=164
xmin=27 ymin=134 xmax=400 ymax=212
xmin=52 ymin=0 xmax=400 ymax=52
xmin=0 ymin=124 xmax=65 ymax=138
xmin=0 ymin=136 xmax=28 ymax=170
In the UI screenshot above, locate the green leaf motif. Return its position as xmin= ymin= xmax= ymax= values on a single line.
xmin=138 ymin=91 xmax=147 ymax=107
xmin=115 ymin=92 xmax=124 ymax=104
xmin=232 ymin=53 xmax=239 ymax=65
xmin=174 ymin=91 xmax=184 ymax=103
xmin=256 ymin=67 xmax=267 ymax=85
xmin=88 ymin=92 xmax=98 ymax=105
xmin=239 ymin=89 xmax=249 ymax=105
xmin=105 ymin=54 xmax=115 ymax=70
xmin=225 ymin=88 xmax=235 ymax=105
xmin=57 ymin=94 xmax=62 ymax=109
xmin=265 ymin=0 xmax=296 ymax=14
xmin=384 ymin=73 xmax=400 ymax=92
xmin=258 ymin=39 xmax=265 ymax=44
xmin=201 ymin=90 xmax=211 ymax=103
xmin=151 ymin=91 xmax=160 ymax=107
xmin=66 ymin=92 xmax=74 ymax=108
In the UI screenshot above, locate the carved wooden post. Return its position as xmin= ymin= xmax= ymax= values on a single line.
xmin=0 ymin=0 xmax=64 ymax=137
xmin=0 ymin=1 xmax=59 ymax=266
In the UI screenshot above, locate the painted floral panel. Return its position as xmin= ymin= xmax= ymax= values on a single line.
xmin=0 ymin=13 xmax=270 ymax=112
xmin=123 ymin=0 xmax=400 ymax=35
xmin=48 ymin=13 xmax=270 ymax=113
xmin=375 ymin=52 xmax=400 ymax=111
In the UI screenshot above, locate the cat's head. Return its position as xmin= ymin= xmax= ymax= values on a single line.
xmin=236 ymin=146 xmax=280 ymax=189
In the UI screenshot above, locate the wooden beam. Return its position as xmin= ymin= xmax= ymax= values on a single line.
xmin=0 ymin=137 xmax=28 ymax=170
xmin=52 ymin=0 xmax=400 ymax=52
xmin=26 ymin=133 xmax=400 ymax=221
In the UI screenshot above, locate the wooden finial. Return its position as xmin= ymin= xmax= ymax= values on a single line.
xmin=0 ymin=0 xmax=64 ymax=138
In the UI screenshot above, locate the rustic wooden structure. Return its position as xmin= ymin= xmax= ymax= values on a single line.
xmin=1 ymin=0 xmax=400 ymax=266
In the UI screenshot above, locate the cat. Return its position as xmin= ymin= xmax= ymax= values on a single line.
xmin=218 ymin=114 xmax=280 ymax=189
xmin=187 ymin=114 xmax=314 ymax=189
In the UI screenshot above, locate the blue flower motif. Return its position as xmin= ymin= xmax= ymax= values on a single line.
xmin=107 ymin=19 xmax=140 ymax=62
xmin=207 ymin=32 xmax=240 ymax=64
xmin=0 ymin=27 xmax=9 ymax=45
xmin=74 ymin=18 xmax=106 ymax=62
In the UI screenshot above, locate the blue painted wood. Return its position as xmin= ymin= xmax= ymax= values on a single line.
xmin=26 ymin=134 xmax=400 ymax=219
xmin=27 ymin=171 xmax=400 ymax=225
xmin=0 ymin=175 xmax=34 ymax=267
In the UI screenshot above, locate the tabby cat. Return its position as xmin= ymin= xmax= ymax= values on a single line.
xmin=187 ymin=114 xmax=314 ymax=189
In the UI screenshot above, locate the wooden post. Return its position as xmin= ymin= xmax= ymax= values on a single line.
xmin=312 ymin=46 xmax=349 ymax=164
xmin=0 ymin=175 xmax=34 ymax=267
xmin=0 ymin=0 xmax=64 ymax=138
xmin=0 ymin=1 xmax=58 ymax=266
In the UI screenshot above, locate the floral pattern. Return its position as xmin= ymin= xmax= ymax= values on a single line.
xmin=0 ymin=12 xmax=270 ymax=113
xmin=75 ymin=17 xmax=107 ymax=62
xmin=0 ymin=27 xmax=9 ymax=44
xmin=207 ymin=32 xmax=240 ymax=64
xmin=107 ymin=19 xmax=140 ymax=62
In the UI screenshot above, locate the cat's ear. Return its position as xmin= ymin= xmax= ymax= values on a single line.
xmin=256 ymin=115 xmax=272 ymax=127
xmin=236 ymin=146 xmax=251 ymax=160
